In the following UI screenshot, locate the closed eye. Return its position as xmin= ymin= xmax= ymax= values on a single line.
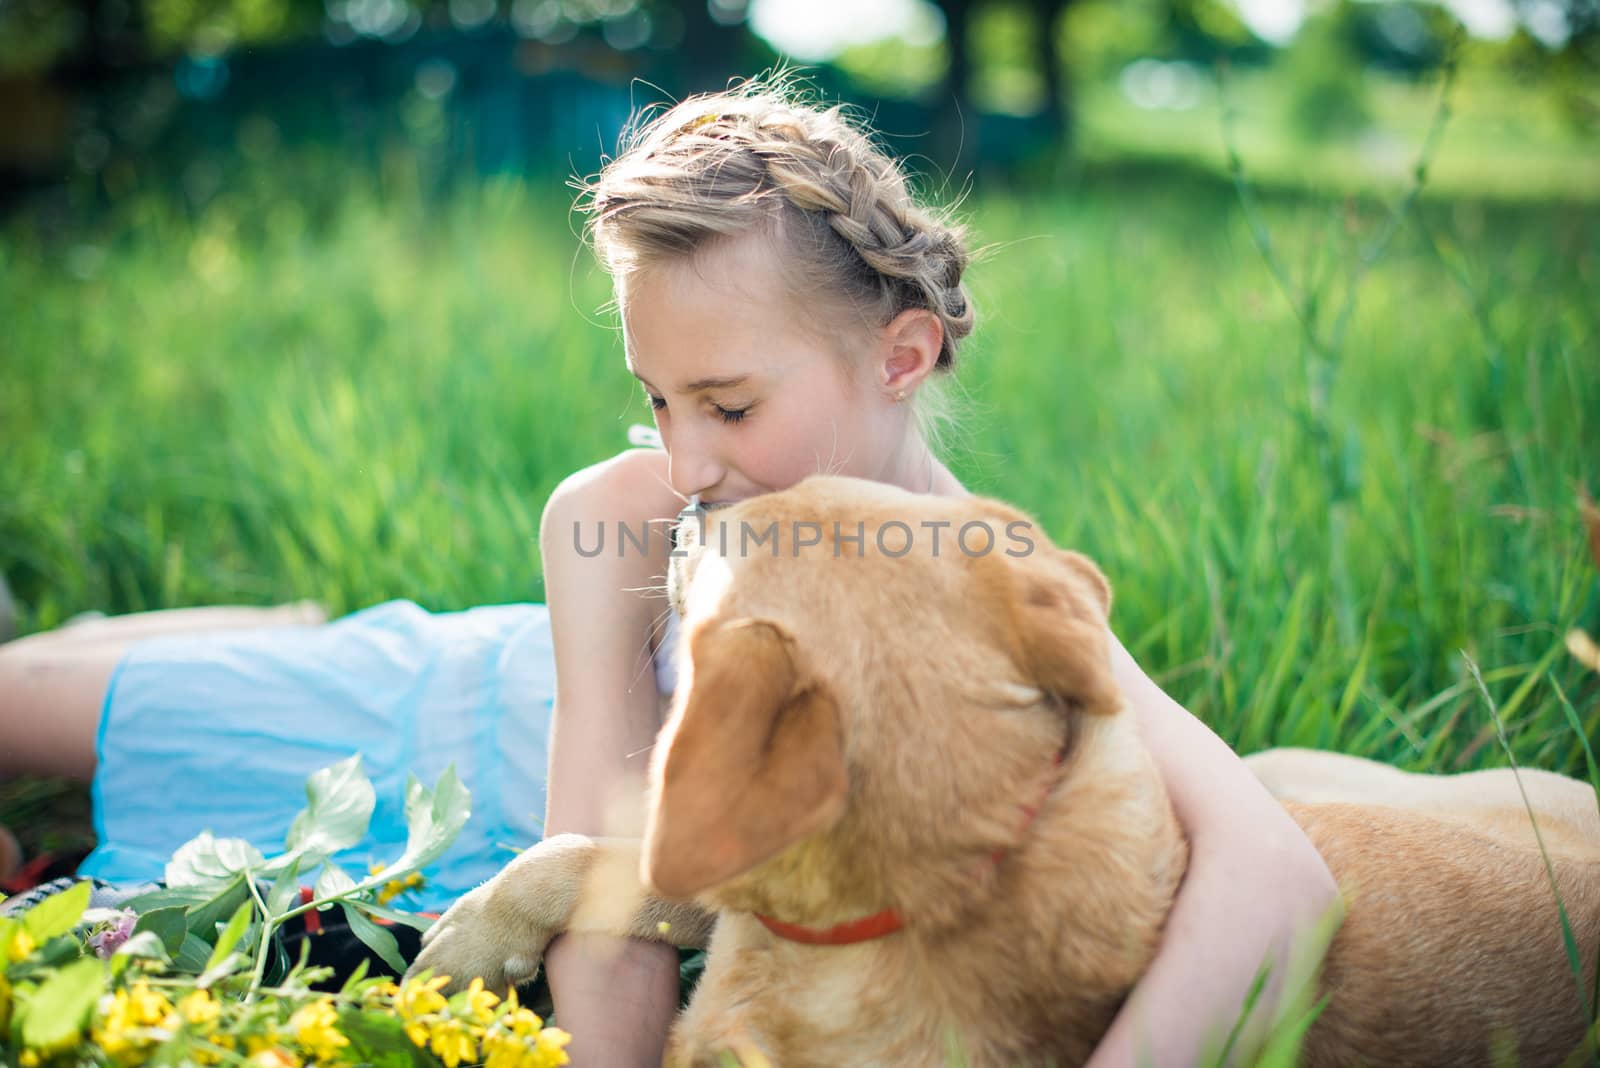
xmin=644 ymin=391 xmax=748 ymax=425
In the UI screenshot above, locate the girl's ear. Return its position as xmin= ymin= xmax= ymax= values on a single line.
xmin=878 ymin=308 xmax=944 ymax=397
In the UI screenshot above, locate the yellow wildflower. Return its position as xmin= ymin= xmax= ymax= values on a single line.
xmin=248 ymin=1048 xmax=302 ymax=1068
xmin=178 ymin=989 xmax=221 ymax=1027
xmin=129 ymin=980 xmax=176 ymax=1022
xmin=361 ymin=979 xmax=401 ymax=1007
xmin=427 ymin=1015 xmax=478 ymax=1068
xmin=19 ymin=1051 xmax=39 ymax=1068
xmin=403 ymin=1017 xmax=433 ymax=1048
xmin=245 ymin=1029 xmax=285 ymax=1057
xmin=376 ymin=870 xmax=427 ymax=905
xmin=192 ymin=1043 xmax=225 ymax=1067
xmin=461 ymin=976 xmax=501 ymax=1026
xmin=94 ymin=981 xmax=178 ymax=1063
xmin=194 ymin=1031 xmax=238 ymax=1065
xmin=535 ymin=1026 xmax=572 ymax=1067
xmin=482 ymin=1030 xmax=537 ymax=1068
xmin=6 ymin=926 xmax=36 ymax=963
xmin=396 ymin=973 xmax=451 ymax=1019
xmin=288 ymin=997 xmax=349 ymax=1062
xmin=481 ymin=1012 xmax=570 ymax=1068
xmin=504 ymin=1006 xmax=546 ymax=1038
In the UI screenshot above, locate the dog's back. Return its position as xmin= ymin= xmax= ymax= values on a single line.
xmin=1289 ymin=800 xmax=1600 ymax=1067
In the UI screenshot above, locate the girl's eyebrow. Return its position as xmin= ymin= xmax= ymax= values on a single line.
xmin=628 ymin=364 xmax=752 ymax=393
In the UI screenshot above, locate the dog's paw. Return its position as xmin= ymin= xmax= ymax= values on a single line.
xmin=405 ymin=880 xmax=552 ymax=995
xmin=404 ymin=833 xmax=599 ymax=995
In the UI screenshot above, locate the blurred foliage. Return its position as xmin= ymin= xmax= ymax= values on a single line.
xmin=1 ymin=0 xmax=1596 ymax=198
xmin=1284 ymin=9 xmax=1375 ymax=141
xmin=971 ymin=1 xmax=1044 ymax=114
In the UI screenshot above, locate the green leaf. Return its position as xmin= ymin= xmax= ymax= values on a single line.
xmin=134 ymin=907 xmax=189 ymax=956
xmin=20 ymin=881 xmax=90 ymax=942
xmin=112 ymin=931 xmax=172 ymax=964
xmin=336 ymin=1006 xmax=441 ymax=1067
xmin=339 ymin=902 xmax=407 ymax=977
xmin=364 ymin=766 xmax=471 ymax=887
xmin=265 ymin=857 xmax=304 ymax=920
xmin=197 ymin=951 xmax=248 ymax=988
xmin=284 ymin=754 xmax=376 ymax=860
xmin=176 ymin=932 xmax=216 ymax=973
xmin=205 ymin=901 xmax=254 ymax=973
xmin=166 ymin=833 xmax=267 ymax=888
xmin=349 ymin=898 xmax=435 ymax=933
xmin=123 ymin=885 xmax=217 ymax=912
xmin=184 ymin=877 xmax=250 ymax=942
xmin=5 ymin=934 xmax=85 ymax=977
xmin=17 ymin=956 xmax=104 ymax=1053
xmin=315 ymin=862 xmax=358 ymax=903
xmin=338 ymin=957 xmax=372 ymax=998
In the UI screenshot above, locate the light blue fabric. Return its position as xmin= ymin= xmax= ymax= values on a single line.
xmin=80 ymin=600 xmax=557 ymax=913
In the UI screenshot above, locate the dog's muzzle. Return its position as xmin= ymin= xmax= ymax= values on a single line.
xmin=667 ymin=497 xmax=738 ymax=618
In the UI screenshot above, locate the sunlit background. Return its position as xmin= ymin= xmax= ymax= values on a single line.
xmin=1 ymin=0 xmax=1596 ymax=199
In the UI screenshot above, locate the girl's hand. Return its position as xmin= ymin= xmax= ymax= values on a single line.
xmin=1084 ymin=634 xmax=1342 ymax=1068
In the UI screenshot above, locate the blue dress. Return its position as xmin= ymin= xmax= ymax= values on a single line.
xmin=79 ymin=601 xmax=684 ymax=912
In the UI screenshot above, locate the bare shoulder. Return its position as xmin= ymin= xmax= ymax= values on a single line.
xmin=539 ymin=449 xmax=680 ymax=641
xmin=543 ymin=448 xmax=680 ymax=527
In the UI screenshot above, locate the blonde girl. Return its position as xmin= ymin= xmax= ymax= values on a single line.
xmin=0 ymin=76 xmax=1338 ymax=1067
xmin=540 ymin=79 xmax=1337 ymax=1065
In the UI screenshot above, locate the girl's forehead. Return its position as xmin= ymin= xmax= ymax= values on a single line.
xmin=623 ymin=234 xmax=788 ymax=309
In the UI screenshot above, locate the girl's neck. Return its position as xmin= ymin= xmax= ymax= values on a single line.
xmin=895 ymin=438 xmax=969 ymax=499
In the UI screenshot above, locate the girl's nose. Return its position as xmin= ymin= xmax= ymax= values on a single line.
xmin=667 ymin=440 xmax=726 ymax=501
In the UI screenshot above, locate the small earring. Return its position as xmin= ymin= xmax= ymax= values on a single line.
xmin=892 ymin=389 xmax=907 ymax=403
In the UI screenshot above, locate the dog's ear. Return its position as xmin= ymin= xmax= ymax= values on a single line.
xmin=1003 ymin=547 xmax=1121 ymax=715
xmin=643 ymin=617 xmax=847 ymax=900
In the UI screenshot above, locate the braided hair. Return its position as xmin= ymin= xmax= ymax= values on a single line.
xmin=579 ymin=78 xmax=975 ymax=374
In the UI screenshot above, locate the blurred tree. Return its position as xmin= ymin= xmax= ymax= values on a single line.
xmin=671 ymin=0 xmax=757 ymax=91
xmin=929 ymin=0 xmax=1077 ymax=166
xmin=1163 ymin=0 xmax=1261 ymax=63
xmin=1334 ymin=0 xmax=1461 ymax=73
xmin=1283 ymin=4 xmax=1373 ymax=140
xmin=1510 ymin=0 xmax=1599 ymax=51
xmin=933 ymin=0 xmax=975 ymax=164
xmin=1030 ymin=0 xmax=1075 ymax=140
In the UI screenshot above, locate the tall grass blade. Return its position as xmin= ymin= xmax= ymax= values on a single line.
xmin=1466 ymin=654 xmax=1592 ymax=1035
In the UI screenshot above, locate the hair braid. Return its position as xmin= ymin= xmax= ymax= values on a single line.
xmin=581 ymin=80 xmax=976 ymax=372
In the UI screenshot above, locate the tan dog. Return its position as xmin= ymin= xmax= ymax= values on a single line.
xmin=408 ymin=476 xmax=1600 ymax=1066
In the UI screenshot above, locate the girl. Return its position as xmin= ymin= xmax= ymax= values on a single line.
xmin=0 ymin=78 xmax=1338 ymax=1066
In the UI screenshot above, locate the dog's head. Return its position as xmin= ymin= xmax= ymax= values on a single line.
xmin=643 ymin=476 xmax=1121 ymax=911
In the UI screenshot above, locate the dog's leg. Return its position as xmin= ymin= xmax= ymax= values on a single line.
xmin=405 ymin=833 xmax=715 ymax=994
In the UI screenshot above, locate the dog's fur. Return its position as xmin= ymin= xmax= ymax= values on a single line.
xmin=408 ymin=476 xmax=1600 ymax=1066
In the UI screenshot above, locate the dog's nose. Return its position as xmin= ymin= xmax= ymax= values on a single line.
xmin=672 ymin=496 xmax=706 ymax=553
xmin=667 ymin=497 xmax=708 ymax=618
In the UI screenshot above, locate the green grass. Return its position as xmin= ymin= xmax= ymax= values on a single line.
xmin=1077 ymin=65 xmax=1600 ymax=203
xmin=1 ymin=138 xmax=1596 ymax=781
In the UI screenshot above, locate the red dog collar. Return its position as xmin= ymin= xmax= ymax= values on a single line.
xmin=752 ymin=745 xmax=1068 ymax=947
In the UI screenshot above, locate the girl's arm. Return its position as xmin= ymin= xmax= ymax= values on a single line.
xmin=1084 ymin=635 xmax=1342 ymax=1068
xmin=539 ymin=449 xmax=686 ymax=1067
